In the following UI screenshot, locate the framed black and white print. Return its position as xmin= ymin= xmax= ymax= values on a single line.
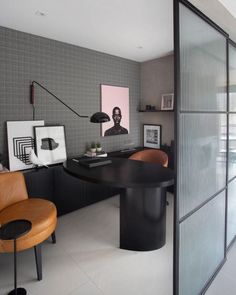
xmin=143 ymin=124 xmax=161 ymax=149
xmin=7 ymin=120 xmax=44 ymax=171
xmin=34 ymin=126 xmax=67 ymax=165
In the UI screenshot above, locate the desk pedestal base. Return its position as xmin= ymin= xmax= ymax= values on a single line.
xmin=120 ymin=187 xmax=166 ymax=251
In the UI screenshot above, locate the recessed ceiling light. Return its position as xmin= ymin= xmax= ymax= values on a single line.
xmin=35 ymin=11 xmax=46 ymax=17
xmin=137 ymin=46 xmax=143 ymax=49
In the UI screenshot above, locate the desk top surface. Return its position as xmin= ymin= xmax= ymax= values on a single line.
xmin=63 ymin=157 xmax=174 ymax=189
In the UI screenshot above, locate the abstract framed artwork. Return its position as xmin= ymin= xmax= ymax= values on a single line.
xmin=101 ymin=84 xmax=129 ymax=136
xmin=34 ymin=125 xmax=67 ymax=165
xmin=7 ymin=120 xmax=44 ymax=171
xmin=143 ymin=124 xmax=162 ymax=149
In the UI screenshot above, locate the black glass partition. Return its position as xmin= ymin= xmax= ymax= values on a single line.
xmin=174 ymin=1 xmax=229 ymax=294
xmin=227 ymin=42 xmax=236 ymax=247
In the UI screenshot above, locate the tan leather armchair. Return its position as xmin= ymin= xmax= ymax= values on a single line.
xmin=129 ymin=149 xmax=168 ymax=167
xmin=0 ymin=172 xmax=57 ymax=281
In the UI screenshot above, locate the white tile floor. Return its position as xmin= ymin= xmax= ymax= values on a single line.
xmin=205 ymin=241 xmax=236 ymax=295
xmin=0 ymin=193 xmax=174 ymax=295
xmin=1 ymin=193 xmax=236 ymax=295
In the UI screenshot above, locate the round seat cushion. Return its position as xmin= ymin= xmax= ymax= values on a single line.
xmin=0 ymin=198 xmax=57 ymax=253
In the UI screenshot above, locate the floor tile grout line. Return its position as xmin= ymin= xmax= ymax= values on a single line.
xmin=66 ymin=251 xmax=106 ymax=295
xmin=67 ymin=281 xmax=104 ymax=295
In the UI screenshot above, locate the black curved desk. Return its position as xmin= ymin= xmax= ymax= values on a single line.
xmin=63 ymin=157 xmax=174 ymax=251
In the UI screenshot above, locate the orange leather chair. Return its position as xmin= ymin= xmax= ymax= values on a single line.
xmin=129 ymin=149 xmax=168 ymax=167
xmin=0 ymin=172 xmax=57 ymax=281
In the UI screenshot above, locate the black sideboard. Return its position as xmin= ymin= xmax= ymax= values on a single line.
xmin=24 ymin=146 xmax=174 ymax=216
xmin=24 ymin=148 xmax=140 ymax=216
xmin=24 ymin=165 xmax=119 ymax=216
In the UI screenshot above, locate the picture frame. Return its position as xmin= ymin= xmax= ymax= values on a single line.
xmin=34 ymin=125 xmax=67 ymax=165
xmin=143 ymin=124 xmax=162 ymax=149
xmin=161 ymin=93 xmax=174 ymax=110
xmin=7 ymin=120 xmax=45 ymax=171
xmin=101 ymin=84 xmax=129 ymax=137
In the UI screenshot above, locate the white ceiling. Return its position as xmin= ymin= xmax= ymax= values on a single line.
xmin=0 ymin=0 xmax=173 ymax=62
xmin=218 ymin=0 xmax=236 ymax=18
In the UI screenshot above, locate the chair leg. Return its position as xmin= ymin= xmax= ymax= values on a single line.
xmin=34 ymin=244 xmax=42 ymax=281
xmin=51 ymin=231 xmax=56 ymax=244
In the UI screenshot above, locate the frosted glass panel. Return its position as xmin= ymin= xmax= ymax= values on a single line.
xmin=179 ymin=4 xmax=227 ymax=111
xmin=179 ymin=114 xmax=226 ymax=218
xmin=229 ymin=44 xmax=236 ymax=111
xmin=227 ymin=179 xmax=236 ymax=246
xmin=229 ymin=114 xmax=236 ymax=180
xmin=179 ymin=192 xmax=225 ymax=295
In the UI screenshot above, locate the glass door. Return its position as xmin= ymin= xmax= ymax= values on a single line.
xmin=174 ymin=1 xmax=228 ymax=294
xmin=227 ymin=41 xmax=236 ymax=247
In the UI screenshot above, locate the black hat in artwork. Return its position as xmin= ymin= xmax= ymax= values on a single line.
xmin=41 ymin=138 xmax=59 ymax=150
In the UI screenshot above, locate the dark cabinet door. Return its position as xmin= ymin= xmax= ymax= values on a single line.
xmin=24 ymin=168 xmax=54 ymax=202
xmin=53 ymin=166 xmax=119 ymax=216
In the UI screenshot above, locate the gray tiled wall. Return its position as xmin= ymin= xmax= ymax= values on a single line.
xmin=0 ymin=26 xmax=141 ymax=166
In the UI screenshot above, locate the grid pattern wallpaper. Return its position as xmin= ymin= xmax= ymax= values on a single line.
xmin=0 ymin=26 xmax=141 ymax=167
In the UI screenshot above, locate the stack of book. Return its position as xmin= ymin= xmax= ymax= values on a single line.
xmin=79 ymin=158 xmax=112 ymax=168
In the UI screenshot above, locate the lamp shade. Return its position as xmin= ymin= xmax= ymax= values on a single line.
xmin=90 ymin=112 xmax=110 ymax=123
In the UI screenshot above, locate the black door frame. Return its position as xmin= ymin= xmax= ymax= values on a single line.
xmin=173 ymin=1 xmax=232 ymax=294
xmin=226 ymin=38 xmax=236 ymax=252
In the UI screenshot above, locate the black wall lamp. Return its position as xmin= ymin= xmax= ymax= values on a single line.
xmin=30 ymin=81 xmax=110 ymax=123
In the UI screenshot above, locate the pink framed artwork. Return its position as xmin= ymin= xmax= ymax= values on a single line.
xmin=101 ymin=84 xmax=129 ymax=137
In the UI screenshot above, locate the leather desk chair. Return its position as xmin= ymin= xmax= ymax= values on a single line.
xmin=0 ymin=172 xmax=57 ymax=281
xmin=129 ymin=149 xmax=168 ymax=167
xmin=129 ymin=149 xmax=169 ymax=205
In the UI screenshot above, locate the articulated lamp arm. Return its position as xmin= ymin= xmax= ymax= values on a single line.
xmin=30 ymin=81 xmax=89 ymax=119
xmin=29 ymin=81 xmax=110 ymax=123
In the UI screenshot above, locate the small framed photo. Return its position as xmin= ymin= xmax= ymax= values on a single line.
xmin=161 ymin=93 xmax=174 ymax=110
xmin=34 ymin=125 xmax=67 ymax=165
xmin=143 ymin=124 xmax=162 ymax=149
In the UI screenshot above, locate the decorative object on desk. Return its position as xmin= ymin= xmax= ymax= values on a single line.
xmin=90 ymin=142 xmax=96 ymax=153
xmin=96 ymin=142 xmax=102 ymax=152
xmin=84 ymin=151 xmax=107 ymax=157
xmin=85 ymin=150 xmax=96 ymax=157
xmin=34 ymin=125 xmax=67 ymax=165
xmin=101 ymin=84 xmax=129 ymax=136
xmin=143 ymin=124 xmax=161 ymax=149
xmin=29 ymin=148 xmax=48 ymax=168
xmin=30 ymin=81 xmax=110 ymax=123
xmin=7 ymin=120 xmax=44 ymax=171
xmin=0 ymin=167 xmax=9 ymax=173
xmin=161 ymin=93 xmax=174 ymax=110
xmin=96 ymin=151 xmax=107 ymax=157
